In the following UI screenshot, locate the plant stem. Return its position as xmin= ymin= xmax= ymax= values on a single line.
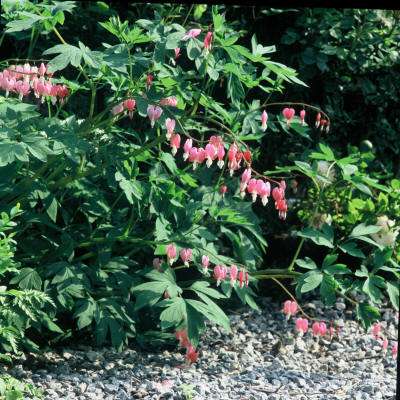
xmin=288 ymin=237 xmax=305 ymax=271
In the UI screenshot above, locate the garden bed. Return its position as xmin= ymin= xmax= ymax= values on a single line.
xmin=6 ymin=298 xmax=398 ymax=400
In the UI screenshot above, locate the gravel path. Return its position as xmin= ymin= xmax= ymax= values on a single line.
xmin=5 ymin=297 xmax=398 ymax=400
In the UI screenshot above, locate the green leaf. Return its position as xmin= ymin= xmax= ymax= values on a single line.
xmin=362 ymin=275 xmax=386 ymax=303
xmin=159 ymin=298 xmax=186 ymax=329
xmin=43 ymin=44 xmax=83 ymax=72
xmin=386 ymin=281 xmax=399 ymax=310
xmin=10 ymin=268 xmax=42 ymax=290
xmin=356 ymin=302 xmax=380 ymax=330
xmin=350 ymin=223 xmax=382 ymax=237
xmin=190 ymin=281 xmax=226 ymax=299
xmin=300 ymin=270 xmax=323 ymax=293
xmin=322 ymin=254 xmax=338 ymax=268
xmin=160 ymin=152 xmax=178 ymax=174
xmin=196 ymin=292 xmax=231 ymax=332
xmin=74 ymin=299 xmax=96 ymax=329
xmin=296 ymin=227 xmax=334 ymax=248
xmin=132 ymin=281 xmax=168 ymax=293
xmin=115 ymin=171 xmax=142 ymax=203
xmin=323 ymin=264 xmax=351 ymax=275
xmin=339 ymin=242 xmax=366 ymax=258
xmin=295 ymin=257 xmax=317 ymax=270
xmin=319 ymin=274 xmax=337 ymax=305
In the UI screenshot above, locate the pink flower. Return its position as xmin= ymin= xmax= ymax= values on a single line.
xmin=240 ymin=168 xmax=252 ymax=194
xmin=180 ymin=248 xmax=192 ymax=266
xmin=392 ymin=342 xmax=398 ymax=359
xmin=205 ymin=143 xmax=216 ymax=168
xmin=381 ymin=338 xmax=389 ymax=354
xmin=261 ymin=110 xmax=268 ymax=132
xmin=183 ymin=138 xmax=193 ymax=161
xmin=182 ymin=29 xmax=202 ymax=41
xmin=282 ymin=107 xmax=295 ymax=125
xmin=295 ymin=318 xmax=309 ymax=336
xmin=123 ymin=98 xmax=136 ymax=119
xmin=312 ymin=321 xmax=327 ymax=337
xmin=166 ymin=244 xmax=177 ymax=265
xmin=57 ymin=84 xmax=69 ymax=104
xmin=209 ymin=135 xmax=224 ymax=147
xmin=188 ymin=147 xmax=199 ymax=169
xmin=272 ymin=187 xmax=284 ymax=202
xmin=165 ymin=118 xmax=175 ymax=139
xmin=213 ymin=265 xmax=227 ymax=286
xmin=201 ymin=255 xmax=209 ymax=272
xmin=204 ymin=31 xmax=213 ymax=51
xmin=175 ymin=329 xmax=190 ymax=348
xmin=38 ymin=63 xmax=46 ymax=76
xmin=186 ymin=345 xmax=199 ymax=364
xmin=245 ymin=272 xmax=249 ymax=287
xmin=371 ymin=322 xmax=381 ymax=340
xmin=247 ymin=178 xmax=258 ymax=202
xmin=238 ymin=270 xmax=246 ymax=288
xmin=3 ymin=77 xmax=16 ymax=97
xmin=154 ymin=379 xmax=174 ymax=395
xmin=146 ymin=74 xmax=153 ymax=88
xmin=219 ymin=185 xmax=227 ymax=196
xmin=256 ymin=179 xmax=271 ymax=206
xmin=216 ymin=145 xmax=225 ymax=169
xmin=300 ymin=109 xmax=306 ymax=125
xmin=315 ymin=112 xmax=321 ymax=128
xmin=160 ymin=96 xmax=178 ymax=107
xmin=276 ymin=199 xmax=288 ymax=220
xmin=153 ymin=257 xmax=162 ymax=270
xmin=229 ymin=265 xmax=238 ymax=286
xmin=147 ymin=105 xmax=163 ymax=127
xmin=170 ymin=133 xmax=181 ymax=156
xmin=196 ymin=148 xmax=205 ymax=165
xmin=112 ymin=102 xmax=124 ymax=115
xmin=174 ymin=48 xmax=181 ymax=59
xmin=329 ymin=325 xmax=335 ymax=339
xmin=283 ymin=300 xmax=298 ymax=319
xmin=14 ymin=80 xmax=30 ymax=100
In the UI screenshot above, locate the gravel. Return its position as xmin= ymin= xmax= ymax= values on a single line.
xmin=4 ymin=298 xmax=398 ymax=400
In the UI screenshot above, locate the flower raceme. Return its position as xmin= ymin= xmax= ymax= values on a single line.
xmin=0 ymin=63 xmax=69 ymax=103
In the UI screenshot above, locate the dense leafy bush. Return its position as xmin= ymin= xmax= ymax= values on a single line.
xmin=0 ymin=2 xmax=398 ymax=360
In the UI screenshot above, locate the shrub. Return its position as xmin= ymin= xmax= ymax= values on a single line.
xmin=0 ymin=2 xmax=398 ymax=360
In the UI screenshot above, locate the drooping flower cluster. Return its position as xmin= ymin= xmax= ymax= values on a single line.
xmin=180 ymin=135 xmax=226 ymax=170
xmin=175 ymin=329 xmax=198 ymax=364
xmin=112 ymin=98 xmax=136 ymax=119
xmin=213 ymin=264 xmax=249 ymax=288
xmin=0 ymin=63 xmax=69 ymax=104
